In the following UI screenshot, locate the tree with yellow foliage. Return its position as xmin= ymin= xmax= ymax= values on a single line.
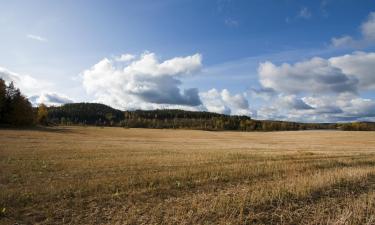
xmin=37 ymin=104 xmax=48 ymax=125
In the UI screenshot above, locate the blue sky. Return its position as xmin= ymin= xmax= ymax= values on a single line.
xmin=1 ymin=0 xmax=375 ymax=122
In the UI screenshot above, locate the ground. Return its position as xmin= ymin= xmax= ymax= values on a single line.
xmin=1 ymin=127 xmax=375 ymax=224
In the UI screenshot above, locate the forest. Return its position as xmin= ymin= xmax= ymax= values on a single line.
xmin=1 ymin=78 xmax=375 ymax=131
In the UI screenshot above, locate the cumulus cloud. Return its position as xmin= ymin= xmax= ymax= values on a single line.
xmin=344 ymin=98 xmax=375 ymax=119
xmin=200 ymin=89 xmax=251 ymax=116
xmin=0 ymin=66 xmax=50 ymax=95
xmin=331 ymin=11 xmax=375 ymax=48
xmin=361 ymin=12 xmax=375 ymax=41
xmin=278 ymin=95 xmax=314 ymax=110
xmin=331 ymin=36 xmax=356 ymax=48
xmin=329 ymin=51 xmax=375 ymax=90
xmin=28 ymin=92 xmax=74 ymax=106
xmin=82 ymin=52 xmax=203 ymax=110
xmin=258 ymin=57 xmax=358 ymax=95
xmin=303 ymin=96 xmax=343 ymax=114
xmin=254 ymin=51 xmax=375 ymax=122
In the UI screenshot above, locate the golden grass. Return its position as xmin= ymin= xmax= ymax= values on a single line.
xmin=1 ymin=127 xmax=375 ymax=224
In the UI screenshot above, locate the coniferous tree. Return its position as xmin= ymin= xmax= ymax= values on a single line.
xmin=0 ymin=80 xmax=34 ymax=126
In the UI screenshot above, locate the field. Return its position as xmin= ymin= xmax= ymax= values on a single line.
xmin=1 ymin=127 xmax=375 ymax=224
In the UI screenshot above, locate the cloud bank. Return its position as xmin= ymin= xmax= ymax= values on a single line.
xmin=255 ymin=51 xmax=375 ymax=122
xmin=258 ymin=57 xmax=358 ymax=95
xmin=82 ymin=52 xmax=253 ymax=116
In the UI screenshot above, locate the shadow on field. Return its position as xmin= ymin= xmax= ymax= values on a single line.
xmin=0 ymin=125 xmax=73 ymax=133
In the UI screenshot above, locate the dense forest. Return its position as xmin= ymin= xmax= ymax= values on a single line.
xmin=1 ymin=78 xmax=375 ymax=131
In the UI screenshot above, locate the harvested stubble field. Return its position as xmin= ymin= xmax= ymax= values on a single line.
xmin=1 ymin=127 xmax=375 ymax=225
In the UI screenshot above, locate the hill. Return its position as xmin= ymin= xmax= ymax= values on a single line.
xmin=48 ymin=103 xmax=124 ymax=125
xmin=46 ymin=103 xmax=342 ymax=131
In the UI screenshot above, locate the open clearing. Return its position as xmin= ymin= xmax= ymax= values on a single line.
xmin=1 ymin=127 xmax=375 ymax=224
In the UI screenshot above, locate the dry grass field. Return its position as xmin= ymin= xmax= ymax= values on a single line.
xmin=1 ymin=127 xmax=375 ymax=224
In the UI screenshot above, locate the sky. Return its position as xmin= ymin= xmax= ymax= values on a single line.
xmin=1 ymin=0 xmax=375 ymax=122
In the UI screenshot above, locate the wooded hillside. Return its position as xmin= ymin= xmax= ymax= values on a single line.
xmin=46 ymin=103 xmax=341 ymax=131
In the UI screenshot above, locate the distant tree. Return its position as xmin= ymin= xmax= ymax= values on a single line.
xmin=105 ymin=112 xmax=114 ymax=126
xmin=60 ymin=117 xmax=66 ymax=125
xmin=37 ymin=104 xmax=49 ymax=125
xmin=0 ymin=79 xmax=6 ymax=122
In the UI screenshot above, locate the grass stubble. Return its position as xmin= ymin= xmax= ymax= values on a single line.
xmin=1 ymin=127 xmax=375 ymax=224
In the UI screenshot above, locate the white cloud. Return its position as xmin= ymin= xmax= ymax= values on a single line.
xmin=330 ymin=51 xmax=375 ymax=90
xmin=200 ymin=88 xmax=251 ymax=116
xmin=0 ymin=66 xmax=51 ymax=95
xmin=115 ymin=54 xmax=135 ymax=62
xmin=0 ymin=66 xmax=75 ymax=106
xmin=82 ymin=52 xmax=203 ymax=110
xmin=28 ymin=92 xmax=74 ymax=106
xmin=331 ymin=11 xmax=375 ymax=48
xmin=83 ymin=53 xmax=256 ymax=116
xmin=361 ymin=12 xmax=375 ymax=41
xmin=331 ymin=36 xmax=356 ymax=48
xmin=27 ymin=34 xmax=47 ymax=42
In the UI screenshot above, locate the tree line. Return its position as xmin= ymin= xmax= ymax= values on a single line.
xmin=46 ymin=103 xmax=375 ymax=131
xmin=47 ymin=103 xmax=342 ymax=131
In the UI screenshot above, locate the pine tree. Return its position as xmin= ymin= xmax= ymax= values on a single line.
xmin=0 ymin=81 xmax=34 ymax=126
